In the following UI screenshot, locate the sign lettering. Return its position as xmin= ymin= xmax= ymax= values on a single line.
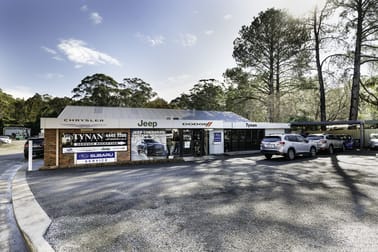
xmin=137 ymin=120 xmax=158 ymax=128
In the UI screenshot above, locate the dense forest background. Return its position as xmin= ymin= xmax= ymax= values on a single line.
xmin=1 ymin=0 xmax=378 ymax=136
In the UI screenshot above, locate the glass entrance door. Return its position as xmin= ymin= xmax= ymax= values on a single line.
xmin=181 ymin=129 xmax=204 ymax=156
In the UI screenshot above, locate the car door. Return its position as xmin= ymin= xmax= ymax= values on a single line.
xmin=295 ymin=135 xmax=308 ymax=153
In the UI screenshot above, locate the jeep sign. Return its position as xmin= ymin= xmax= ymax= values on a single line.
xmin=137 ymin=120 xmax=158 ymax=128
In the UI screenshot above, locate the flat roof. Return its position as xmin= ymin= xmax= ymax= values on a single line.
xmin=58 ymin=106 xmax=251 ymax=122
xmin=290 ymin=120 xmax=363 ymax=126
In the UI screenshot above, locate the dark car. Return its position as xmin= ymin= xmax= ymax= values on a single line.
xmin=137 ymin=138 xmax=166 ymax=156
xmin=337 ymin=134 xmax=355 ymax=150
xmin=24 ymin=137 xmax=44 ymax=159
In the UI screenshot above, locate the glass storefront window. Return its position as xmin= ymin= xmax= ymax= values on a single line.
xmin=224 ymin=129 xmax=265 ymax=152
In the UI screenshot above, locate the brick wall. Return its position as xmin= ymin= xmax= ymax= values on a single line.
xmin=43 ymin=129 xmax=131 ymax=169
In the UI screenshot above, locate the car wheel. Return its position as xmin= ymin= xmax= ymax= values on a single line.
xmin=329 ymin=145 xmax=334 ymax=154
xmin=265 ymin=154 xmax=272 ymax=160
xmin=286 ymin=148 xmax=295 ymax=160
xmin=309 ymin=147 xmax=317 ymax=157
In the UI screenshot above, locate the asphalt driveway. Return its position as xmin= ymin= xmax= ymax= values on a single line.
xmin=27 ymin=153 xmax=378 ymax=251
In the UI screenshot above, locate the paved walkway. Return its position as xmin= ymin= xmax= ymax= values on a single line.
xmin=0 ymin=162 xmax=27 ymax=252
xmin=12 ymin=162 xmax=53 ymax=252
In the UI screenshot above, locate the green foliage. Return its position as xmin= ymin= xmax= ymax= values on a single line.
xmin=330 ymin=0 xmax=378 ymax=120
xmin=119 ymin=78 xmax=157 ymax=107
xmin=170 ymin=79 xmax=225 ymax=111
xmin=231 ymin=8 xmax=311 ymax=122
xmin=72 ymin=74 xmax=156 ymax=108
xmin=361 ymin=76 xmax=378 ymax=118
xmin=72 ymin=73 xmax=119 ymax=106
xmin=0 ymin=89 xmax=15 ymax=122
xmin=0 ymin=91 xmax=72 ymax=136
xmin=145 ymin=98 xmax=171 ymax=109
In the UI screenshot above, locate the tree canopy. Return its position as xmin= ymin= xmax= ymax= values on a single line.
xmin=231 ymin=8 xmax=310 ymax=122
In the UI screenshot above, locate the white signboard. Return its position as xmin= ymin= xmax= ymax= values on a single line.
xmin=41 ymin=117 xmax=224 ymax=129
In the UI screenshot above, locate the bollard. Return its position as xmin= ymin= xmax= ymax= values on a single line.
xmin=28 ymin=140 xmax=32 ymax=171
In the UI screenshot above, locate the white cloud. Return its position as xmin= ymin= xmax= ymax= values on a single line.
xmin=90 ymin=12 xmax=103 ymax=24
xmin=37 ymin=73 xmax=64 ymax=80
xmin=136 ymin=33 xmax=165 ymax=47
xmin=41 ymin=46 xmax=57 ymax=55
xmin=223 ymin=14 xmax=232 ymax=20
xmin=3 ymin=86 xmax=34 ymax=99
xmin=80 ymin=5 xmax=88 ymax=12
xmin=204 ymin=30 xmax=214 ymax=36
xmin=179 ymin=33 xmax=197 ymax=47
xmin=58 ymin=39 xmax=121 ymax=68
xmin=41 ymin=46 xmax=64 ymax=61
xmin=161 ymin=74 xmax=194 ymax=100
xmin=167 ymin=74 xmax=191 ymax=82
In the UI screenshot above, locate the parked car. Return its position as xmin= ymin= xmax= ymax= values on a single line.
xmin=24 ymin=137 xmax=44 ymax=159
xmin=306 ymin=133 xmax=344 ymax=154
xmin=368 ymin=133 xmax=378 ymax=150
xmin=0 ymin=135 xmax=12 ymax=144
xmin=260 ymin=134 xmax=317 ymax=160
xmin=337 ymin=134 xmax=355 ymax=150
xmin=136 ymin=138 xmax=166 ymax=156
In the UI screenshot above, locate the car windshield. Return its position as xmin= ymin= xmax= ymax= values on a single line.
xmin=371 ymin=135 xmax=378 ymax=139
xmin=307 ymin=135 xmax=323 ymax=140
xmin=262 ymin=136 xmax=281 ymax=142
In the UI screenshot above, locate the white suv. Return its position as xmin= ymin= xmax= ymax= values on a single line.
xmin=260 ymin=134 xmax=317 ymax=160
xmin=306 ymin=134 xmax=344 ymax=154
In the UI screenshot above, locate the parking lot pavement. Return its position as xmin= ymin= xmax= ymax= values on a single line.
xmin=27 ymin=153 xmax=378 ymax=251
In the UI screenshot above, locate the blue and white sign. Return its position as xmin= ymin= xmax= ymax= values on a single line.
xmin=75 ymin=151 xmax=117 ymax=164
xmin=213 ymin=132 xmax=222 ymax=144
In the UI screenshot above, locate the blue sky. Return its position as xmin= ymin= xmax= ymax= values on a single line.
xmin=0 ymin=0 xmax=325 ymax=102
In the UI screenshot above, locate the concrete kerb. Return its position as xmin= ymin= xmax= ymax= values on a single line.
xmin=12 ymin=164 xmax=54 ymax=252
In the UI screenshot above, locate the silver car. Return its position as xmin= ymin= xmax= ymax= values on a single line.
xmin=306 ymin=134 xmax=345 ymax=154
xmin=368 ymin=133 xmax=378 ymax=150
xmin=260 ymin=134 xmax=317 ymax=160
xmin=0 ymin=136 xmax=12 ymax=144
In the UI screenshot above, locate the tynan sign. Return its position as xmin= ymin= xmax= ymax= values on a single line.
xmin=62 ymin=132 xmax=128 ymax=153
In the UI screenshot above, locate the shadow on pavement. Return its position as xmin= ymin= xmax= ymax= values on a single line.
xmin=330 ymin=154 xmax=370 ymax=219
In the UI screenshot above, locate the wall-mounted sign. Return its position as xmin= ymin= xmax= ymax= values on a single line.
xmin=182 ymin=121 xmax=213 ymax=127
xmin=213 ymin=132 xmax=222 ymax=144
xmin=62 ymin=132 xmax=128 ymax=153
xmin=131 ymin=130 xmax=167 ymax=161
xmin=137 ymin=120 xmax=158 ymax=128
xmin=75 ymin=151 xmax=117 ymax=164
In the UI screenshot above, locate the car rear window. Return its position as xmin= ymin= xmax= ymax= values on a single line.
xmin=262 ymin=136 xmax=281 ymax=142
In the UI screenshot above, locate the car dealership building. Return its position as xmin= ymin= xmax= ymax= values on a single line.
xmin=40 ymin=106 xmax=289 ymax=168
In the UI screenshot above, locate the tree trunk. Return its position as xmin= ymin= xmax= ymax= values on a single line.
xmin=349 ymin=1 xmax=363 ymax=121
xmin=313 ymin=9 xmax=326 ymax=129
xmin=275 ymin=60 xmax=281 ymax=122
xmin=268 ymin=46 xmax=275 ymax=122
